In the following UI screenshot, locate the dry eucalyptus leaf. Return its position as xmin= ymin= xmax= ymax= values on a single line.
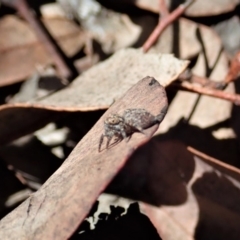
xmin=33 ymin=48 xmax=188 ymax=110
xmin=157 ymin=84 xmax=233 ymax=136
xmin=108 ymin=140 xmax=240 ymax=240
xmin=0 ymin=48 xmax=188 ymax=145
xmin=184 ymin=0 xmax=240 ymax=17
xmin=0 ymin=15 xmax=84 ymax=87
xmin=58 ymin=0 xmax=141 ymax=53
xmin=42 ymin=17 xmax=85 ymax=57
xmin=156 ymin=105 xmax=239 ymax=168
xmin=40 ymin=3 xmax=67 ymax=19
xmin=0 ymin=76 xmax=168 ymax=239
xmin=108 ymin=140 xmax=196 ymax=240
xmin=151 ymin=18 xmax=233 ymax=129
xmin=214 ymin=16 xmax=240 ymax=57
xmin=149 ymin=18 xmax=201 ymax=59
xmin=150 ymin=18 xmax=227 ymax=72
xmin=133 ymin=0 xmax=239 ymax=17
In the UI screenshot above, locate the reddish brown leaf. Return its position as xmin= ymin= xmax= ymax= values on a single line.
xmin=0 ymin=76 xmax=168 ymax=239
xmin=0 ymin=15 xmax=84 ymax=86
xmin=107 ymin=140 xmax=240 ymax=240
xmin=0 ymin=106 xmax=65 ymax=145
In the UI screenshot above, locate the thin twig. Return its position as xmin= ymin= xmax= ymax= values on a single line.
xmin=159 ymin=0 xmax=169 ymax=18
xmin=143 ymin=0 xmax=195 ymax=52
xmin=174 ymin=81 xmax=240 ymax=105
xmin=179 ymin=51 xmax=240 ymax=92
xmin=187 ymin=146 xmax=240 ymax=174
xmin=179 ymin=70 xmax=226 ymax=89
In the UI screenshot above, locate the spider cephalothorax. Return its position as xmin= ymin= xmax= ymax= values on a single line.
xmin=98 ymin=107 xmax=168 ymax=151
xmin=99 ymin=114 xmax=129 ymax=151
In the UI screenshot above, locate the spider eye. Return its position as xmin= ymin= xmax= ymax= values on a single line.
xmin=106 ymin=115 xmax=121 ymax=125
xmin=110 ymin=118 xmax=119 ymax=124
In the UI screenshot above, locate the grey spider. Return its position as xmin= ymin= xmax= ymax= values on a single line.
xmin=98 ymin=107 xmax=168 ymax=151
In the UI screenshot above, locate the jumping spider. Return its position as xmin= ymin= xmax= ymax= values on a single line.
xmin=99 ymin=107 xmax=168 ymax=151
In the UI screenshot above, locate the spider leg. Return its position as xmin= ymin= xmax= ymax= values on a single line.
xmin=118 ymin=126 xmax=128 ymax=141
xmin=106 ymin=135 xmax=113 ymax=149
xmin=112 ymin=135 xmax=122 ymax=144
xmin=126 ymin=135 xmax=132 ymax=142
xmin=109 ymin=135 xmax=122 ymax=148
xmin=99 ymin=134 xmax=105 ymax=152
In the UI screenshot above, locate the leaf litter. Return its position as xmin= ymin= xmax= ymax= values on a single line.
xmin=0 ymin=76 xmax=168 ymax=239
xmin=0 ymin=1 xmax=240 ymax=239
xmin=0 ymin=15 xmax=84 ymax=86
xmin=132 ymin=0 xmax=239 ymax=17
xmin=0 ymin=48 xmax=188 ymax=144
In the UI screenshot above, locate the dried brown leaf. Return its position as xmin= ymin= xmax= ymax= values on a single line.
xmin=0 ymin=49 xmax=189 ymax=144
xmin=133 ymin=0 xmax=239 ymax=17
xmin=150 ymin=18 xmax=233 ymax=129
xmin=150 ymin=18 xmax=228 ymax=76
xmin=57 ymin=0 xmax=141 ymax=53
xmin=108 ymin=140 xmax=240 ymax=240
xmin=0 ymin=15 xmax=84 ymax=86
xmin=0 ymin=76 xmax=168 ymax=239
xmin=33 ymin=48 xmax=188 ymax=110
